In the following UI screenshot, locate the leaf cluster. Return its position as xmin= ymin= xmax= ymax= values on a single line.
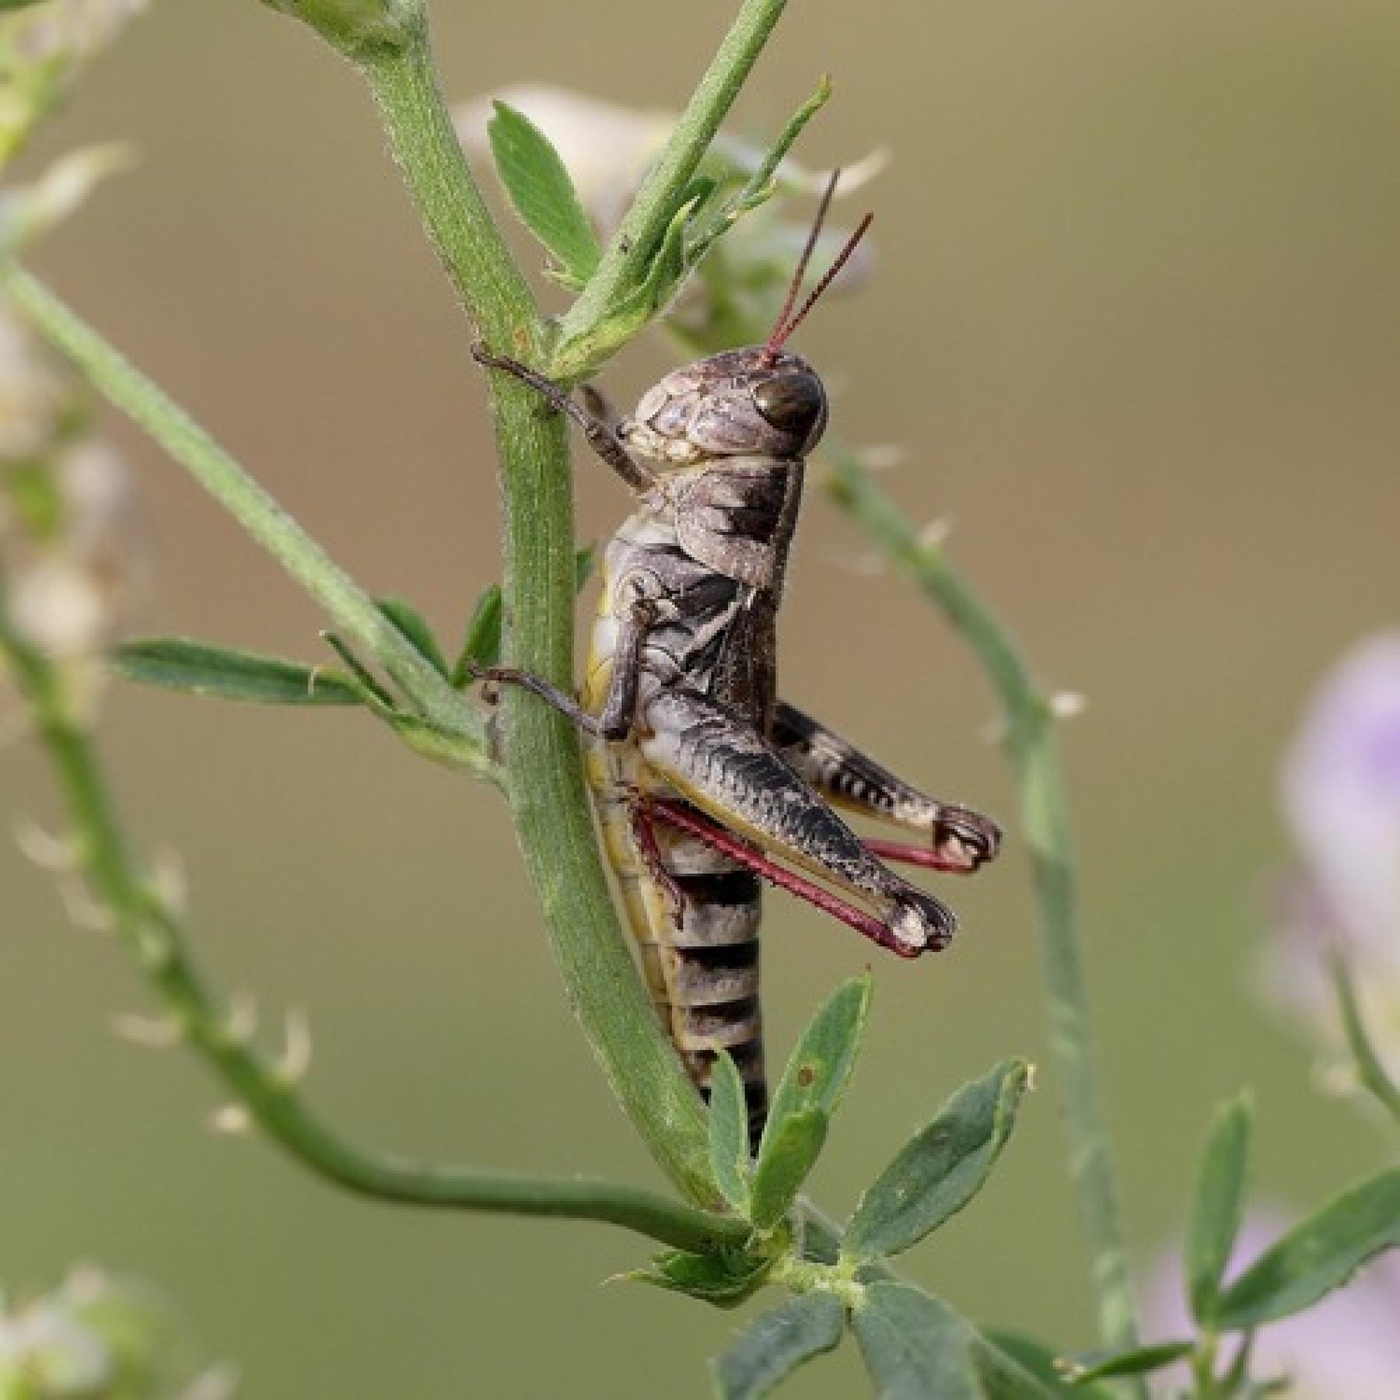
xmin=1067 ymin=1091 xmax=1400 ymax=1397
xmin=110 ymin=549 xmax=595 ymax=780
xmin=486 ymin=80 xmax=830 ymax=380
xmin=598 ymin=976 xmax=1051 ymax=1397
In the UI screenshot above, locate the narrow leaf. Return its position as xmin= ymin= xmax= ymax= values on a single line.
xmin=622 ymin=1248 xmax=769 ymax=1308
xmin=573 ymin=542 xmax=596 ymax=591
xmin=1065 ymin=1341 xmax=1194 ymax=1382
xmin=798 ymin=1207 xmax=842 ymax=1265
xmin=612 ymin=193 xmax=695 ymax=319
xmin=980 ymin=1333 xmax=1115 ymax=1399
xmin=852 ymin=1284 xmax=1056 ymax=1400
xmin=759 ymin=975 xmax=870 ymax=1158
xmin=451 ymin=583 xmax=502 ymax=682
xmin=387 ymin=713 xmax=492 ymax=777
xmin=488 ymin=100 xmax=601 ymax=284
xmin=747 ymin=976 xmax=869 ymax=1227
xmin=376 ymin=596 xmax=449 ymax=678
xmin=852 ymin=1283 xmax=980 ymax=1400
xmin=451 ymin=548 xmax=592 ymax=686
xmin=112 ymin=638 xmax=362 ymax=706
xmin=689 ymin=76 xmax=833 ymax=263
xmin=1213 ymin=1166 xmax=1400 ymax=1330
xmin=1186 ymin=1091 xmax=1253 ymax=1323
xmin=553 ymin=193 xmax=700 ymax=374
xmin=712 ymin=1292 xmax=844 ymax=1400
xmin=973 ymin=1334 xmax=1074 ymax=1400
xmin=845 ymin=1059 xmax=1031 ymax=1261
xmin=322 ymin=631 xmax=395 ymax=708
xmin=750 ymin=1110 xmax=828 ymax=1230
xmin=708 ymin=1050 xmax=752 ymax=1212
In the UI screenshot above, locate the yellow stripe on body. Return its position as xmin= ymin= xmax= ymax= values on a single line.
xmin=582 ymin=559 xmax=762 ymax=1074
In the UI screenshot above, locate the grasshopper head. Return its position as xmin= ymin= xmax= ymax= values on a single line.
xmin=620 ymin=183 xmax=869 ymax=469
xmin=620 ymin=347 xmax=828 ymax=467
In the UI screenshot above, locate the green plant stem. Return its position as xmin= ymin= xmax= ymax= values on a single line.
xmin=553 ymin=0 xmax=789 ymax=374
xmin=0 ymin=602 xmax=748 ymax=1255
xmin=0 ymin=263 xmax=490 ymax=771
xmin=359 ymin=16 xmax=728 ymax=1201
xmin=1191 ymin=1332 xmax=1221 ymax=1399
xmin=1331 ymin=953 xmax=1400 ymax=1125
xmin=823 ymin=444 xmax=1145 ymax=1374
xmin=359 ymin=13 xmax=536 ymax=354
xmin=3 ymin=250 xmax=718 ymax=1204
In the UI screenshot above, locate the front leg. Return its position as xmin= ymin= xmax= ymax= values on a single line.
xmin=772 ymin=700 xmax=1001 ymax=874
xmin=472 ymin=345 xmax=658 ymax=495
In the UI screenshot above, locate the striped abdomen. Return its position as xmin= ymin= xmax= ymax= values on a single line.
xmin=585 ymin=709 xmax=769 ymax=1147
xmin=582 ymin=461 xmax=801 ymax=1145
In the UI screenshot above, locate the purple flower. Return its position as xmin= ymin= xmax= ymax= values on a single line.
xmin=1144 ymin=1209 xmax=1400 ymax=1398
xmin=1261 ymin=635 xmax=1400 ymax=1076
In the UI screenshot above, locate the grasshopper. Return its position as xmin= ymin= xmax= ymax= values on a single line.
xmin=474 ymin=183 xmax=1000 ymax=1145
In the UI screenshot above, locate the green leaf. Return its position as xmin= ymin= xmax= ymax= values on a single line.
xmin=604 ymin=195 xmax=696 ymax=327
xmin=488 ymin=100 xmax=601 ymax=286
xmin=386 ymin=713 xmax=493 ymax=777
xmin=687 ymin=76 xmax=833 ymax=267
xmin=980 ymin=1333 xmax=1115 ymax=1399
xmin=5 ymin=460 xmax=65 ymax=539
xmin=712 ymin=1291 xmax=845 ymax=1399
xmin=573 ymin=542 xmax=597 ymax=591
xmin=376 ymin=596 xmax=449 ymax=679
xmin=1064 ymin=1341 xmax=1194 ymax=1383
xmin=451 ymin=548 xmax=592 ymax=686
xmin=759 ymin=975 xmax=871 ymax=1156
xmin=1186 ymin=1091 xmax=1253 ymax=1324
xmin=746 ymin=976 xmax=870 ymax=1228
xmin=749 ymin=1109 xmax=828 ymax=1230
xmin=708 ymin=1050 xmax=752 ymax=1213
xmin=550 ymin=193 xmax=700 ymax=378
xmin=844 ymin=1059 xmax=1031 ymax=1262
xmin=622 ymin=1248 xmax=770 ymax=1308
xmin=451 ymin=583 xmax=502 ymax=682
xmin=851 ymin=1284 xmax=1057 ymax=1400
xmin=321 ymin=631 xmax=395 ymax=708
xmin=1213 ymin=1165 xmax=1400 ymax=1330
xmin=973 ymin=1333 xmax=1071 ymax=1400
xmin=852 ymin=1283 xmax=978 ymax=1400
xmin=111 ymin=638 xmax=363 ymax=706
xmin=798 ymin=1208 xmax=842 ymax=1265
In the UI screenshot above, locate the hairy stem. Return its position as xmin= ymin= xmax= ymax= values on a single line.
xmin=552 ymin=0 xmax=790 ymax=375
xmin=823 ymin=445 xmax=1144 ymax=1372
xmin=359 ymin=14 xmax=745 ymax=1200
xmin=0 ymin=603 xmax=747 ymax=1253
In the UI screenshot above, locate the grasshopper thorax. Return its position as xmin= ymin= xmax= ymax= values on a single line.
xmin=619 ymin=347 xmax=827 ymax=468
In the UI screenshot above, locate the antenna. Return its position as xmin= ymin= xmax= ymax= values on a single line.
xmin=759 ymin=170 xmax=873 ymax=366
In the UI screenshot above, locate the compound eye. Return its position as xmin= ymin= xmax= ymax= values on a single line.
xmin=752 ymin=372 xmax=826 ymax=438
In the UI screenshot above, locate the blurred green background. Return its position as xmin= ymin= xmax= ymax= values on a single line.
xmin=4 ymin=1 xmax=1400 ymax=1394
